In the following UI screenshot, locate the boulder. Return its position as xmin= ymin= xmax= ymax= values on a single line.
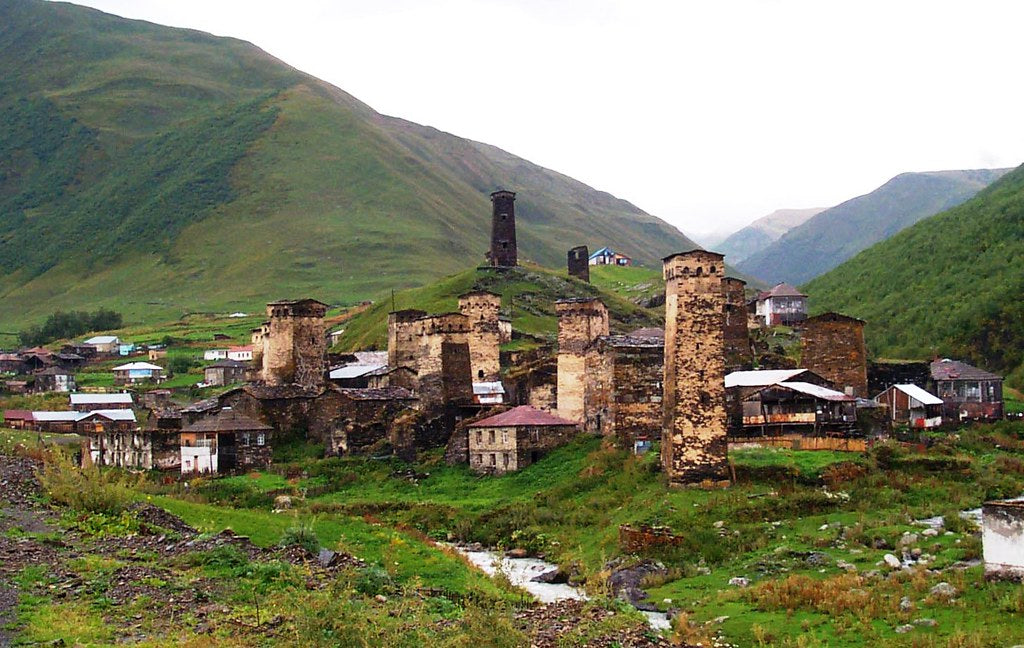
xmin=728 ymin=577 xmax=750 ymax=588
xmin=883 ymin=554 xmax=902 ymax=569
xmin=930 ymin=582 xmax=957 ymax=598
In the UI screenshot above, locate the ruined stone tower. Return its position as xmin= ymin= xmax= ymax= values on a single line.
xmin=661 ymin=251 xmax=729 ymax=485
xmin=414 ymin=313 xmax=474 ymax=407
xmin=801 ymin=312 xmax=868 ymax=397
xmin=556 ymin=298 xmax=609 ymax=422
xmin=262 ymin=299 xmax=328 ymax=388
xmin=567 ymin=246 xmax=590 ymax=282
xmin=488 ymin=190 xmax=517 ymax=267
xmin=458 ymin=291 xmax=502 ymax=382
xmin=722 ymin=277 xmax=753 ymax=370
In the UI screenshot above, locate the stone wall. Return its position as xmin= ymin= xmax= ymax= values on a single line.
xmin=722 ymin=277 xmax=753 ymax=370
xmin=458 ymin=291 xmax=502 ymax=382
xmin=800 ymin=313 xmax=868 ymax=397
xmin=662 ymin=251 xmax=729 ymax=485
xmin=618 ymin=524 xmax=686 ymax=554
xmin=583 ymin=337 xmax=663 ymax=449
xmin=488 ymin=190 xmax=517 ymax=267
xmin=556 ymin=298 xmax=609 ymax=422
xmin=567 ymin=245 xmax=590 ymax=282
xmin=262 ymin=299 xmax=327 ymax=388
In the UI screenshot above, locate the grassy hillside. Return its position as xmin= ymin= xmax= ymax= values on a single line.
xmin=716 ymin=207 xmax=824 ymax=264
xmin=334 ymin=264 xmax=661 ymax=351
xmin=804 ymin=163 xmax=1024 ymax=387
xmin=737 ymin=169 xmax=1009 ymax=285
xmin=0 ymin=0 xmax=699 ymax=331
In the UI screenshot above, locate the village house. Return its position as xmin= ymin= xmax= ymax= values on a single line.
xmin=588 ymin=246 xmax=632 ymax=266
xmin=929 ymin=359 xmax=1004 ymax=421
xmin=725 ymin=369 xmax=856 ymax=436
xmin=112 ymin=361 xmax=165 ymax=386
xmin=70 ymin=392 xmax=133 ymax=411
xmin=467 ymin=406 xmax=578 ymax=474
xmin=33 ymin=366 xmax=76 ymax=393
xmin=148 ymin=349 xmax=168 ymax=361
xmin=29 ymin=408 xmax=137 ymax=435
xmin=61 ymin=343 xmax=97 ymax=360
xmin=179 ymin=408 xmax=272 ymax=475
xmin=874 ymin=383 xmax=943 ymax=429
xmin=118 ymin=343 xmax=137 ymax=356
xmin=227 ymin=345 xmax=254 ymax=362
xmin=2 ymin=410 xmax=33 ymax=429
xmin=0 ymin=353 xmax=28 ymax=374
xmin=328 ymin=351 xmax=388 ymax=388
xmin=752 ymin=283 xmax=807 ymax=326
xmin=80 ymin=410 xmax=176 ymax=470
xmin=473 ymin=381 xmax=505 ymax=405
xmin=203 ymin=349 xmax=229 ymax=361
xmin=203 ymin=360 xmax=249 ymax=387
xmin=83 ymin=335 xmax=121 ymax=355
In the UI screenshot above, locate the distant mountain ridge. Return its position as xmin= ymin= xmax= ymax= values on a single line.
xmin=736 ymin=168 xmax=1010 ymax=285
xmin=716 ymin=208 xmax=824 ymax=263
xmin=805 ymin=163 xmax=1024 ymax=387
xmin=0 ymin=0 xmax=700 ymax=330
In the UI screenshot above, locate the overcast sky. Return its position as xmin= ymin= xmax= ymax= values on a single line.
xmin=66 ymin=0 xmax=1024 ymax=242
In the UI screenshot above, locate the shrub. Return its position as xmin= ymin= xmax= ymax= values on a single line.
xmin=869 ymin=441 xmax=906 ymax=469
xmin=355 ymin=565 xmax=398 ymax=597
xmin=38 ymin=450 xmax=135 ymax=514
xmin=280 ymin=519 xmax=320 ymax=555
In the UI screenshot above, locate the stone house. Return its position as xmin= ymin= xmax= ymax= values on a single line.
xmin=179 ymin=408 xmax=272 ymax=475
xmin=467 ymin=406 xmax=578 ymax=474
xmin=82 ymin=412 xmax=176 ymax=470
xmin=929 ymin=359 xmax=1003 ymax=421
xmin=753 ymin=283 xmax=807 ymax=326
xmin=874 ymin=383 xmax=943 ymax=429
xmin=583 ymin=335 xmax=663 ymax=453
xmin=33 ymin=366 xmax=76 ymax=393
xmin=204 ymin=360 xmax=249 ymax=387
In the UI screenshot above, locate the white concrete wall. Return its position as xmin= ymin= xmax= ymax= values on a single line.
xmin=983 ymin=503 xmax=1024 ymax=580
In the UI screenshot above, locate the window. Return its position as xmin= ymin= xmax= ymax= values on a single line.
xmin=476 ymin=430 xmax=482 ymax=444
xmin=478 ymin=369 xmax=484 ymax=379
xmin=501 ymin=430 xmax=508 ymax=444
xmin=256 ymin=433 xmax=265 ymax=446
xmin=503 ymin=453 xmax=509 ymax=468
xmin=490 ymin=453 xmax=496 ymax=466
xmin=474 ymin=454 xmax=481 ymax=465
xmin=489 ymin=430 xmax=495 ymax=444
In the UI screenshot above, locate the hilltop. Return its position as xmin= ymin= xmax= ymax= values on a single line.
xmin=805 ymin=163 xmax=1024 ymax=387
xmin=334 ymin=264 xmax=662 ymax=351
xmin=715 ymin=207 xmax=824 ymax=264
xmin=737 ymin=168 xmax=1009 ymax=284
xmin=0 ymin=0 xmax=697 ymax=331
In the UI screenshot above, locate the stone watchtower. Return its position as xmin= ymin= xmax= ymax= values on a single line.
xmin=661 ymin=251 xmax=729 ymax=485
xmin=488 ymin=190 xmax=517 ymax=267
xmin=800 ymin=312 xmax=868 ymax=397
xmin=262 ymin=298 xmax=328 ymax=388
xmin=567 ymin=245 xmax=590 ymax=282
xmin=458 ymin=291 xmax=502 ymax=382
xmin=556 ymin=298 xmax=609 ymax=422
xmin=722 ymin=277 xmax=753 ymax=370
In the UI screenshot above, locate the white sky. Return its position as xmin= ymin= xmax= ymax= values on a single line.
xmin=64 ymin=0 xmax=1024 ymax=241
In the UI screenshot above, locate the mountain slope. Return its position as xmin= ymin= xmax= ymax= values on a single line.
xmin=736 ymin=169 xmax=1009 ymax=284
xmin=804 ymin=163 xmax=1024 ymax=387
xmin=0 ymin=0 xmax=698 ymax=330
xmin=716 ymin=207 xmax=824 ymax=264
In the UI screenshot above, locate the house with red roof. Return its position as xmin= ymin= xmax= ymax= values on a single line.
xmin=752 ymin=282 xmax=807 ymax=326
xmin=466 ymin=405 xmax=578 ymax=474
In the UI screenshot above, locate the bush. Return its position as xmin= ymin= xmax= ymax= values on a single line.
xmin=355 ymin=565 xmax=398 ymax=597
xmin=280 ymin=519 xmax=320 ymax=555
xmin=38 ymin=450 xmax=135 ymax=514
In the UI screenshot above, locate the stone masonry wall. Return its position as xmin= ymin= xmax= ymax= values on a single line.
xmin=662 ymin=251 xmax=729 ymax=485
xmin=556 ymin=298 xmax=609 ymax=422
xmin=458 ymin=291 xmax=502 ymax=382
xmin=722 ymin=277 xmax=753 ymax=371
xmin=263 ymin=300 xmax=327 ymax=388
xmin=800 ymin=313 xmax=868 ymax=397
xmin=567 ymin=245 xmax=590 ymax=282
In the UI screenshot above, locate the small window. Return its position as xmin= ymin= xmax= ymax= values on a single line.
xmin=503 ymin=453 xmax=509 ymax=468
xmin=476 ymin=430 xmax=482 ymax=443
xmin=478 ymin=369 xmax=484 ymax=379
xmin=501 ymin=430 xmax=508 ymax=444
xmin=490 ymin=453 xmax=496 ymax=466
xmin=257 ymin=433 xmax=265 ymax=446
xmin=489 ymin=430 xmax=495 ymax=443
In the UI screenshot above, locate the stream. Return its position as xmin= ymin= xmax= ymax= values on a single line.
xmin=452 ymin=546 xmax=672 ymax=631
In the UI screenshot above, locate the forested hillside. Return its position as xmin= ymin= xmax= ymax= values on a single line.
xmin=805 ymin=164 xmax=1024 ymax=387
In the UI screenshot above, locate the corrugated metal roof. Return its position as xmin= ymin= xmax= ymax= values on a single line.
xmin=84 ymin=335 xmax=119 ymax=344
xmin=468 ymin=406 xmax=577 ymax=428
xmin=776 ymin=382 xmax=854 ymax=402
xmin=329 ymin=363 xmax=387 ymax=380
xmin=32 ymin=409 xmax=137 ymax=422
xmin=725 ymin=369 xmax=808 ymax=388
xmin=70 ymin=393 xmax=133 ymax=405
xmin=3 ymin=410 xmax=32 ymax=420
xmin=112 ymin=362 xmax=163 ymax=371
xmin=889 ymin=384 xmax=944 ymax=406
xmin=473 ymin=382 xmax=506 ymax=395
xmin=930 ymin=359 xmax=1002 ymax=382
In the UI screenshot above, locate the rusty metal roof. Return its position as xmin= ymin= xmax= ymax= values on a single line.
xmin=468 ymin=405 xmax=577 ymax=428
xmin=930 ymin=359 xmax=1002 ymax=381
xmin=181 ymin=408 xmax=271 ymax=433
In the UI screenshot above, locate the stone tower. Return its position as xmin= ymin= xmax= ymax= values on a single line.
xmin=556 ymin=298 xmax=609 ymax=422
xmin=458 ymin=291 xmax=502 ymax=382
xmin=262 ymin=298 xmax=328 ymax=388
xmin=661 ymin=251 xmax=729 ymax=485
xmin=387 ymin=309 xmax=427 ymax=373
xmin=414 ymin=313 xmax=474 ymax=407
xmin=567 ymin=246 xmax=590 ymax=282
xmin=800 ymin=312 xmax=868 ymax=397
xmin=488 ymin=190 xmax=517 ymax=267
xmin=722 ymin=277 xmax=753 ymax=370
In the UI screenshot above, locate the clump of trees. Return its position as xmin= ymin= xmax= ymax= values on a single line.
xmin=18 ymin=308 xmax=123 ymax=346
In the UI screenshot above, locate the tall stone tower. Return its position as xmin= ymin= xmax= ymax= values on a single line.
xmin=262 ymin=299 xmax=328 ymax=388
xmin=387 ymin=309 xmax=427 ymax=374
xmin=556 ymin=298 xmax=609 ymax=422
xmin=722 ymin=276 xmax=753 ymax=370
xmin=567 ymin=245 xmax=590 ymax=282
xmin=661 ymin=251 xmax=729 ymax=486
xmin=458 ymin=291 xmax=502 ymax=382
xmin=800 ymin=312 xmax=868 ymax=397
xmin=488 ymin=190 xmax=517 ymax=267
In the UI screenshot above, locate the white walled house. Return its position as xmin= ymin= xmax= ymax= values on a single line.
xmin=204 ymin=349 xmax=229 ymax=361
xmin=753 ymin=283 xmax=807 ymax=326
xmin=227 ymin=346 xmax=253 ymax=362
